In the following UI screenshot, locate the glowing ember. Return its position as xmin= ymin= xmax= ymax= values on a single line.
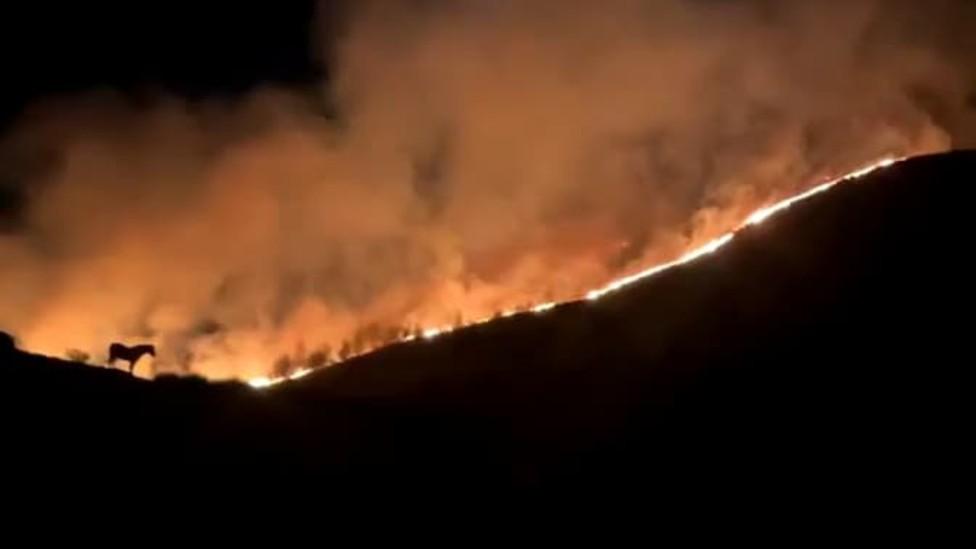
xmin=288 ymin=368 xmax=312 ymax=381
xmin=247 ymin=377 xmax=278 ymax=389
xmin=586 ymin=233 xmax=735 ymax=300
xmin=248 ymin=156 xmax=902 ymax=389
xmin=744 ymin=181 xmax=837 ymax=226
xmin=532 ymin=302 xmax=557 ymax=314
xmin=743 ymin=158 xmax=898 ymax=228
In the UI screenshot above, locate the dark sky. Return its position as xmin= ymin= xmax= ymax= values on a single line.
xmin=2 ymin=1 xmax=973 ymax=130
xmin=0 ymin=2 xmax=328 ymax=128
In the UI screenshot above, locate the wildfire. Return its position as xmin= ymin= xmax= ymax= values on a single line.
xmin=248 ymin=155 xmax=903 ymax=389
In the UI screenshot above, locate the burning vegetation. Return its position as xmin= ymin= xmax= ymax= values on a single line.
xmin=248 ymin=155 xmax=903 ymax=388
xmin=0 ymin=1 xmax=973 ymax=381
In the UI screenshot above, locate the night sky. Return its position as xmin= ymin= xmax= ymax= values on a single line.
xmin=0 ymin=2 xmax=328 ymax=128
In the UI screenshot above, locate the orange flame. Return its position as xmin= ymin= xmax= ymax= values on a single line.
xmin=248 ymin=156 xmax=903 ymax=389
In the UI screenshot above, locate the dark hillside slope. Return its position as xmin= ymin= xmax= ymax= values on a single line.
xmin=2 ymin=151 xmax=974 ymax=497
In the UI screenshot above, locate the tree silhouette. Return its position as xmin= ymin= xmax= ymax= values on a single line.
xmin=338 ymin=341 xmax=353 ymax=361
xmin=66 ymin=349 xmax=91 ymax=364
xmin=272 ymin=355 xmax=293 ymax=378
xmin=307 ymin=345 xmax=331 ymax=369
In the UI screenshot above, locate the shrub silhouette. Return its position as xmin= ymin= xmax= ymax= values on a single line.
xmin=307 ymin=350 xmax=330 ymax=369
xmin=0 ymin=331 xmax=16 ymax=354
xmin=66 ymin=349 xmax=91 ymax=363
xmin=272 ymin=355 xmax=293 ymax=378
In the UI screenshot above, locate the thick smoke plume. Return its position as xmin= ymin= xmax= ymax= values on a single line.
xmin=0 ymin=0 xmax=972 ymax=378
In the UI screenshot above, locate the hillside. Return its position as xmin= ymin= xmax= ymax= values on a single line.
xmin=2 ymin=151 xmax=974 ymax=497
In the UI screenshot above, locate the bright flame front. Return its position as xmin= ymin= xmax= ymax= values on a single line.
xmin=249 ymin=156 xmax=903 ymax=389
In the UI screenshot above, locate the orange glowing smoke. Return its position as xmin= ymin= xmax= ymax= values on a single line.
xmin=6 ymin=0 xmax=966 ymax=382
xmin=248 ymin=155 xmax=903 ymax=389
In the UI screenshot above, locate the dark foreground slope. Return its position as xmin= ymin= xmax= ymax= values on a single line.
xmin=2 ymin=151 xmax=974 ymax=499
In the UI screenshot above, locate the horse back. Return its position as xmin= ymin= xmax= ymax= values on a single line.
xmin=108 ymin=342 xmax=128 ymax=360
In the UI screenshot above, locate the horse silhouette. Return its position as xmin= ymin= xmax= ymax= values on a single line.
xmin=107 ymin=343 xmax=155 ymax=374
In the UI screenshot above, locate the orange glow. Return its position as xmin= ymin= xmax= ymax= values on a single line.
xmin=247 ymin=377 xmax=276 ymax=389
xmin=248 ymin=155 xmax=903 ymax=389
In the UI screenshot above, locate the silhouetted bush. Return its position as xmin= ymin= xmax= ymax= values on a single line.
xmin=307 ymin=350 xmax=330 ymax=369
xmin=65 ymin=349 xmax=91 ymax=363
xmin=338 ymin=341 xmax=352 ymax=361
xmin=0 ymin=331 xmax=15 ymax=354
xmin=272 ymin=355 xmax=293 ymax=378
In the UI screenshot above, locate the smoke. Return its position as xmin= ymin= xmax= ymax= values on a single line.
xmin=0 ymin=0 xmax=971 ymax=378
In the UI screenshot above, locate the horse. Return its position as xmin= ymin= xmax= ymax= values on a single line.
xmin=107 ymin=343 xmax=156 ymax=374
